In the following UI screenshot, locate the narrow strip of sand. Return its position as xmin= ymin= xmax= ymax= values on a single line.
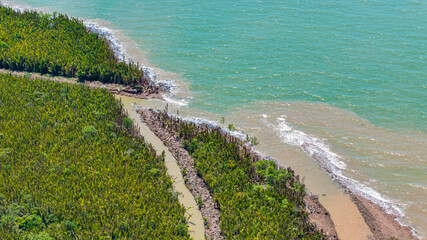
xmin=115 ymin=95 xmax=205 ymax=240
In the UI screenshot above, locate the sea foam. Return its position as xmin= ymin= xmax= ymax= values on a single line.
xmin=82 ymin=21 xmax=184 ymax=104
xmin=273 ymin=115 xmax=405 ymax=218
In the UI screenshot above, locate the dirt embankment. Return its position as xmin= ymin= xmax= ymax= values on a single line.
xmin=350 ymin=194 xmax=417 ymax=240
xmin=139 ymin=109 xmax=224 ymax=240
xmin=0 ymin=69 xmax=164 ymax=99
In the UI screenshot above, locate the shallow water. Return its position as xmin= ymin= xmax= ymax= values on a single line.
xmin=6 ymin=0 xmax=427 ymax=238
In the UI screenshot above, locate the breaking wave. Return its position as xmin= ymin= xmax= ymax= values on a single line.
xmin=273 ymin=115 xmax=405 ymax=218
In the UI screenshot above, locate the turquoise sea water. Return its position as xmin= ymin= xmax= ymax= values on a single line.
xmin=10 ymin=0 xmax=426 ymax=131
xmin=5 ymin=0 xmax=427 ymax=237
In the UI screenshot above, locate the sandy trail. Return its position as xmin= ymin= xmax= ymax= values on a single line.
xmin=116 ymin=95 xmax=205 ymax=240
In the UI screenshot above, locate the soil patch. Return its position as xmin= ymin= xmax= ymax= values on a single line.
xmin=350 ymin=194 xmax=417 ymax=240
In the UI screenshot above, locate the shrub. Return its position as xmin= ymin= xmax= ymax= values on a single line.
xmin=65 ymin=221 xmax=76 ymax=232
xmin=76 ymin=70 xmax=85 ymax=83
xmin=148 ymin=168 xmax=160 ymax=177
xmin=123 ymin=118 xmax=133 ymax=130
xmin=28 ymin=231 xmax=54 ymax=240
xmin=0 ymin=41 xmax=8 ymax=49
xmin=82 ymin=125 xmax=97 ymax=137
xmin=15 ymin=214 xmax=43 ymax=230
xmin=175 ymin=223 xmax=187 ymax=237
xmin=118 ymin=221 xmax=130 ymax=233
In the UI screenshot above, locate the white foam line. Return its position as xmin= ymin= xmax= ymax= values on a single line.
xmin=83 ymin=21 xmax=185 ymax=103
xmin=171 ymin=115 xmax=247 ymax=140
xmin=4 ymin=3 xmax=419 ymax=236
xmin=2 ymin=1 xmax=32 ymax=12
xmin=273 ymin=116 xmax=420 ymax=237
xmin=272 ymin=115 xmax=409 ymax=221
xmin=83 ymin=21 xmax=127 ymax=63
xmin=162 ymin=95 xmax=189 ymax=107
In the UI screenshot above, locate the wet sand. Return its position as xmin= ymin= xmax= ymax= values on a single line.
xmin=115 ymin=95 xmax=205 ymax=240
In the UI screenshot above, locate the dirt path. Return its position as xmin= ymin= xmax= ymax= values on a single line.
xmin=116 ymin=95 xmax=205 ymax=240
xmin=0 ymin=69 xmax=164 ymax=99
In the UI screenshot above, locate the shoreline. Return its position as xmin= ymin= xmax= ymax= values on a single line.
xmin=350 ymin=194 xmax=417 ymax=240
xmin=1 ymin=3 xmax=421 ymax=238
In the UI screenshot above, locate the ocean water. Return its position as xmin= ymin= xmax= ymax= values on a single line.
xmin=6 ymin=0 xmax=427 ymax=238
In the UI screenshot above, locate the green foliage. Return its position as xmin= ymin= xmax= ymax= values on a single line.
xmin=123 ymin=118 xmax=133 ymax=130
xmin=15 ymin=214 xmax=43 ymax=230
xmin=0 ymin=41 xmax=8 ymax=49
xmin=0 ymin=6 xmax=159 ymax=93
xmin=155 ymin=110 xmax=327 ymax=239
xmin=220 ymin=117 xmax=225 ymax=125
xmin=76 ymin=70 xmax=86 ymax=83
xmin=148 ymin=168 xmax=160 ymax=177
xmin=196 ymin=195 xmax=204 ymax=207
xmin=28 ymin=231 xmax=54 ymax=240
xmin=82 ymin=125 xmax=97 ymax=137
xmin=175 ymin=223 xmax=188 ymax=237
xmin=246 ymin=135 xmax=259 ymax=146
xmin=118 ymin=221 xmax=130 ymax=233
xmin=0 ymin=74 xmax=189 ymax=239
xmin=65 ymin=221 xmax=76 ymax=232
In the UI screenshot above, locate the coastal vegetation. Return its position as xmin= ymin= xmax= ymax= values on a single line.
xmin=0 ymin=74 xmax=189 ymax=239
xmin=0 ymin=6 xmax=157 ymax=93
xmin=2 ymin=4 xmax=327 ymax=239
xmin=153 ymin=110 xmax=327 ymax=239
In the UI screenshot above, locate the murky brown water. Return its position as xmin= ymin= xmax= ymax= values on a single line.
xmin=225 ymin=101 xmax=426 ymax=238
